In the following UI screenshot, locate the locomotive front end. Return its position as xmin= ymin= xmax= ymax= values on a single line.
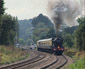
xmin=52 ymin=37 xmax=64 ymax=55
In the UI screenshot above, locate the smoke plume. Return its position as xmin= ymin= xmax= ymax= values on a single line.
xmin=47 ymin=0 xmax=82 ymax=36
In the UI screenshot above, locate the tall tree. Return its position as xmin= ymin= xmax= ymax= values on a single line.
xmin=0 ymin=14 xmax=19 ymax=45
xmin=0 ymin=0 xmax=4 ymax=16
xmin=0 ymin=0 xmax=5 ymax=44
xmin=75 ymin=17 xmax=85 ymax=51
xmin=77 ymin=17 xmax=85 ymax=25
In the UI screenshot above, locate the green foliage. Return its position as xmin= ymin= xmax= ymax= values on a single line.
xmin=46 ymin=28 xmax=56 ymax=38
xmin=69 ymin=59 xmax=85 ymax=69
xmin=19 ymin=19 xmax=33 ymax=40
xmin=0 ymin=14 xmax=19 ymax=45
xmin=61 ymin=17 xmax=85 ymax=51
xmin=0 ymin=46 xmax=29 ymax=65
xmin=75 ymin=17 xmax=85 ymax=51
xmin=0 ymin=0 xmax=5 ymax=16
xmin=32 ymin=14 xmax=53 ymax=28
xmin=63 ymin=34 xmax=74 ymax=48
xmin=63 ymin=26 xmax=78 ymax=34
xmin=0 ymin=0 xmax=5 ymax=45
xmin=19 ymin=38 xmax=25 ymax=45
xmin=33 ymin=27 xmax=49 ymax=42
xmin=32 ymin=14 xmax=54 ymax=42
xmin=18 ymin=19 xmax=33 ymax=45
xmin=61 ymin=26 xmax=77 ymax=48
xmin=27 ymin=38 xmax=34 ymax=46
xmin=77 ymin=17 xmax=85 ymax=25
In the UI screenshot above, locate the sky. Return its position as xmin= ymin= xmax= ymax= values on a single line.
xmin=5 ymin=0 xmax=49 ymax=20
xmin=5 ymin=0 xmax=84 ymax=20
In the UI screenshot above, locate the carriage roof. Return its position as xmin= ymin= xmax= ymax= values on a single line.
xmin=37 ymin=38 xmax=52 ymax=42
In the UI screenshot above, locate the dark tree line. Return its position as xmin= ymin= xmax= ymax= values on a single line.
xmin=0 ymin=0 xmax=4 ymax=16
xmin=0 ymin=14 xmax=19 ymax=45
xmin=0 ymin=0 xmax=19 ymax=46
xmin=75 ymin=17 xmax=85 ymax=51
xmin=0 ymin=0 xmax=4 ymax=45
xmin=61 ymin=17 xmax=85 ymax=51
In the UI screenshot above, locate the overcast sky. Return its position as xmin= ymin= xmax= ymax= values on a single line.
xmin=5 ymin=0 xmax=49 ymax=20
xmin=5 ymin=0 xmax=84 ymax=20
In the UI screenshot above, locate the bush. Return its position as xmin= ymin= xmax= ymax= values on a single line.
xmin=69 ymin=59 xmax=85 ymax=69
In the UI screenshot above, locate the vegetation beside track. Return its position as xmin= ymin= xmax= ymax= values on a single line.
xmin=0 ymin=46 xmax=29 ymax=65
xmin=64 ymin=48 xmax=85 ymax=69
xmin=62 ymin=16 xmax=85 ymax=69
xmin=69 ymin=58 xmax=85 ymax=69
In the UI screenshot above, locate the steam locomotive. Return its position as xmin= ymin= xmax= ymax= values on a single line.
xmin=37 ymin=37 xmax=64 ymax=55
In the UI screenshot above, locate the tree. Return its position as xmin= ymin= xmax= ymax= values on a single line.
xmin=62 ymin=34 xmax=74 ymax=48
xmin=18 ymin=19 xmax=33 ymax=41
xmin=46 ymin=28 xmax=56 ymax=38
xmin=63 ymin=26 xmax=78 ymax=34
xmin=61 ymin=26 xmax=77 ymax=48
xmin=0 ymin=0 xmax=4 ymax=16
xmin=0 ymin=0 xmax=5 ymax=44
xmin=77 ymin=17 xmax=85 ymax=25
xmin=19 ymin=38 xmax=25 ymax=46
xmin=32 ymin=14 xmax=54 ymax=43
xmin=0 ymin=14 xmax=19 ymax=45
xmin=75 ymin=23 xmax=85 ymax=51
xmin=33 ymin=27 xmax=49 ymax=42
xmin=75 ymin=17 xmax=85 ymax=51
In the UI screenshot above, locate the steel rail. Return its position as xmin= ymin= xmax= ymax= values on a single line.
xmin=0 ymin=52 xmax=46 ymax=69
xmin=41 ymin=55 xmax=68 ymax=69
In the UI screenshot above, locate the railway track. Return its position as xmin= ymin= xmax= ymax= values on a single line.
xmin=0 ymin=51 xmax=46 ymax=69
xmin=29 ymin=52 xmax=57 ymax=69
xmin=0 ymin=51 xmax=68 ymax=69
xmin=25 ymin=52 xmax=68 ymax=69
xmin=41 ymin=55 xmax=68 ymax=69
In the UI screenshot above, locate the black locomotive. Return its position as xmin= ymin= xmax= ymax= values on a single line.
xmin=52 ymin=37 xmax=64 ymax=55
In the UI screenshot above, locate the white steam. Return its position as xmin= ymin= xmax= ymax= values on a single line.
xmin=47 ymin=0 xmax=83 ymax=35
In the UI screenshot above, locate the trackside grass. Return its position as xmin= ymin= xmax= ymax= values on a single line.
xmin=64 ymin=48 xmax=85 ymax=69
xmin=0 ymin=46 xmax=29 ymax=65
xmin=69 ymin=58 xmax=85 ymax=69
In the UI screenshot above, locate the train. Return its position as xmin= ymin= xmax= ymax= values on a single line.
xmin=37 ymin=37 xmax=64 ymax=55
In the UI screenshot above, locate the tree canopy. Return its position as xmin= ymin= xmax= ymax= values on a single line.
xmin=0 ymin=0 xmax=5 ymax=16
xmin=75 ymin=17 xmax=85 ymax=51
xmin=0 ymin=14 xmax=19 ymax=45
xmin=32 ymin=14 xmax=54 ymax=43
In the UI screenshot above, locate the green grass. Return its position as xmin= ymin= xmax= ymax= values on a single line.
xmin=64 ymin=48 xmax=77 ymax=57
xmin=64 ymin=48 xmax=85 ymax=69
xmin=69 ymin=59 xmax=85 ymax=69
xmin=0 ymin=46 xmax=29 ymax=65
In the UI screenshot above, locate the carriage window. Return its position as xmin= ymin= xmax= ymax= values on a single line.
xmin=39 ymin=42 xmax=41 ymax=45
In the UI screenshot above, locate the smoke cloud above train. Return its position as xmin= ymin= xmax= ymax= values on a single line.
xmin=47 ymin=0 xmax=83 ymax=35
